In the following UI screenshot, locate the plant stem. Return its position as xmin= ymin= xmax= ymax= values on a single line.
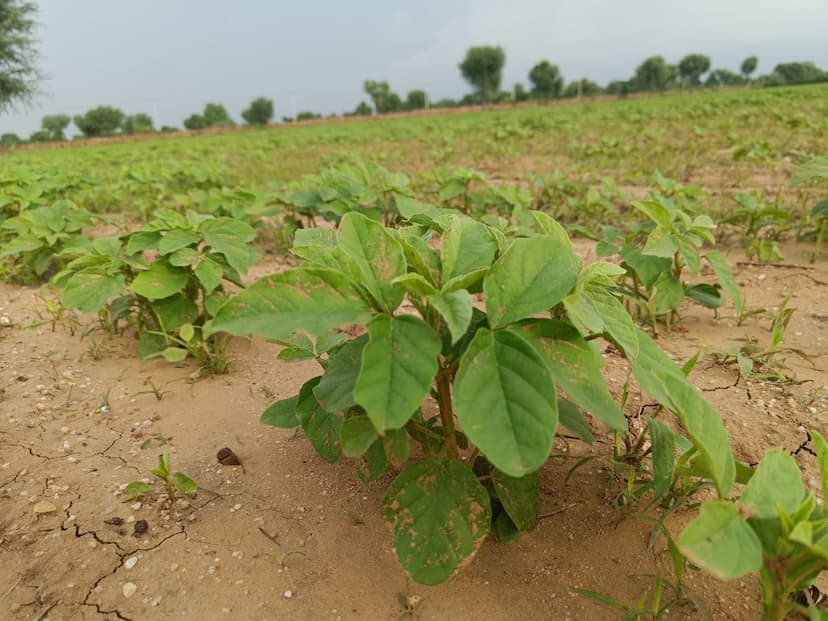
xmin=436 ymin=367 xmax=458 ymax=460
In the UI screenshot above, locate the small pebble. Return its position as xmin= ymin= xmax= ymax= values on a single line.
xmin=122 ymin=582 xmax=137 ymax=598
xmin=124 ymin=556 xmax=138 ymax=569
xmin=34 ymin=501 xmax=57 ymax=514
xmin=283 ymin=590 xmax=293 ymax=599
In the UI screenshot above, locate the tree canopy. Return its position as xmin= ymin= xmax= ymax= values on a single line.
xmin=459 ymin=45 xmax=506 ymax=103
xmin=241 ymin=96 xmax=274 ymax=125
xmin=528 ymin=61 xmax=563 ymax=101
xmin=0 ymin=0 xmax=42 ymax=112
xmin=678 ymin=54 xmax=712 ymax=87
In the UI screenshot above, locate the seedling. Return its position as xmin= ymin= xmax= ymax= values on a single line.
xmin=125 ymin=451 xmax=196 ymax=501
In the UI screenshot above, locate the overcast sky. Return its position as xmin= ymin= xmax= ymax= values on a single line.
xmin=2 ymin=0 xmax=827 ymax=137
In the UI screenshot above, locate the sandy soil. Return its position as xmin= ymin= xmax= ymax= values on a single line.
xmin=1 ymin=242 xmax=827 ymax=620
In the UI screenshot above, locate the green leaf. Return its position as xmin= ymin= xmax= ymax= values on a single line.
xmin=358 ymin=438 xmax=391 ymax=483
xmin=633 ymin=199 xmax=674 ymax=228
xmin=484 ymin=236 xmax=578 ymax=329
xmin=643 ymin=227 xmax=678 ymax=258
xmin=161 ymin=347 xmax=187 ymax=363
xmin=620 ymin=245 xmax=671 ymax=289
xmin=454 ymin=329 xmax=558 ymax=477
xmin=494 ymin=510 xmax=521 ymax=544
xmin=628 ymin=329 xmax=734 ymax=497
xmin=194 ymin=257 xmax=224 ymax=293
xmin=179 ymin=323 xmax=195 ymax=342
xmin=491 ymin=469 xmax=539 ymax=531
xmin=812 ymin=431 xmax=828 ymax=504
xmin=513 ymin=319 xmax=625 ymax=430
xmin=678 ymin=501 xmax=763 ymax=580
xmin=391 ymin=272 xmax=438 ymax=296
xmin=138 ymin=331 xmax=166 ymax=360
xmin=151 ymin=293 xmax=199 ymax=332
xmin=740 ymin=448 xmax=805 ymax=520
xmin=564 ymin=283 xmax=639 ymax=361
xmin=383 ymin=427 xmax=411 ymax=467
xmin=646 ymin=418 xmax=676 ymax=500
xmin=276 ymin=347 xmax=315 ymax=362
xmin=124 ymin=481 xmax=152 ymax=498
xmin=125 ymin=231 xmax=161 ymax=255
xmin=354 ymin=315 xmax=441 ymax=432
xmin=340 ymin=415 xmax=379 ymax=457
xmin=428 ymin=289 xmax=473 ymax=345
xmin=557 ymin=398 xmax=596 ymax=443
xmin=439 ymin=217 xmax=497 ymax=284
xmin=158 ymin=229 xmax=201 ymax=255
xmin=314 ymin=335 xmax=367 ymax=413
xmin=212 ymin=268 xmax=373 ymax=341
xmin=204 ymin=290 xmax=227 ymax=318
xmin=337 ymin=212 xmax=406 ymax=313
xmin=167 ymin=247 xmax=201 ymax=267
xmin=130 ymin=261 xmax=189 ymax=300
xmin=381 ymin=459 xmax=491 ymax=585
xmin=652 ymin=273 xmax=684 ymax=315
xmin=62 ymin=273 xmax=125 ymax=314
xmin=260 ymin=395 xmax=300 ymax=428
xmin=296 ymin=378 xmax=342 ymax=463
xmin=705 ymin=250 xmax=743 ymax=314
xmin=173 ymin=472 xmax=197 ymax=495
xmin=200 ymin=217 xmax=257 ymax=273
xmin=685 ymin=283 xmax=723 ymax=309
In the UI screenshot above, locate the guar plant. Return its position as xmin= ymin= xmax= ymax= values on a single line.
xmin=54 ymin=209 xmax=258 ymax=372
xmin=791 ymin=154 xmax=828 ymax=262
xmin=598 ymin=189 xmax=742 ymax=333
xmin=214 ymin=209 xmax=735 ymax=584
xmin=678 ymin=435 xmax=828 ymax=621
xmin=0 ymin=200 xmax=94 ymax=283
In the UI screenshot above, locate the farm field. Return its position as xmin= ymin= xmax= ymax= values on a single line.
xmin=1 ymin=84 xmax=828 ymax=620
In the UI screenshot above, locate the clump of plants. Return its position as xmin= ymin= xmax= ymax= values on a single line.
xmin=214 ymin=208 xmax=735 ymax=584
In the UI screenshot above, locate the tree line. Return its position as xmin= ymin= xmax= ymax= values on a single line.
xmin=1 ymin=0 xmax=826 ymax=147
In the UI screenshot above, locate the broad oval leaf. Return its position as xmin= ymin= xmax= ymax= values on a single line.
xmin=130 ymin=262 xmax=189 ymax=300
xmin=440 ymin=217 xmax=497 ymax=284
xmin=296 ymin=377 xmax=342 ymax=463
xmin=158 ymin=229 xmax=200 ymax=255
xmin=340 ymin=415 xmax=379 ymax=457
xmin=739 ymin=448 xmax=805 ymax=520
xmin=381 ymin=459 xmax=491 ymax=585
xmin=564 ymin=282 xmax=639 ymax=361
xmin=354 ymin=315 xmax=441 ymax=432
xmin=199 ymin=217 xmax=258 ymax=274
xmin=313 ymin=335 xmax=368 ymax=413
xmin=512 ymin=319 xmax=625 ymax=430
xmin=491 ymin=469 xmax=539 ymax=532
xmin=212 ymin=268 xmax=373 ymax=341
xmin=260 ymin=395 xmax=300 ymax=428
xmin=454 ymin=329 xmax=558 ymax=477
xmin=428 ymin=289 xmax=473 ymax=345
xmin=62 ymin=273 xmax=125 ymax=314
xmin=337 ymin=212 xmax=406 ymax=313
xmin=678 ymin=501 xmax=762 ymax=580
xmin=484 ymin=235 xmax=578 ymax=329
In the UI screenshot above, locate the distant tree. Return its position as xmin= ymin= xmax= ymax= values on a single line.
xmin=41 ymin=114 xmax=71 ymax=141
xmin=606 ymin=80 xmax=632 ymax=96
xmin=28 ymin=129 xmax=50 ymax=143
xmin=0 ymin=0 xmax=42 ymax=112
xmin=528 ymin=61 xmax=563 ymax=101
xmin=203 ymin=102 xmax=234 ymax=126
xmin=73 ymin=106 xmax=125 ymax=138
xmin=459 ymin=45 xmax=506 ymax=103
xmin=741 ymin=56 xmax=758 ymax=80
xmin=433 ymin=98 xmax=457 ymax=108
xmin=121 ymin=113 xmax=154 ymax=135
xmin=513 ymin=83 xmax=530 ymax=103
xmin=678 ymin=54 xmax=711 ymax=87
xmin=705 ymin=69 xmax=744 ymax=88
xmin=352 ymin=101 xmax=372 ymax=116
xmin=562 ymin=79 xmax=603 ymax=98
xmin=183 ymin=114 xmax=207 ymax=130
xmin=771 ymin=62 xmax=826 ymax=85
xmin=0 ymin=132 xmax=21 ymax=146
xmin=406 ymin=89 xmax=427 ymax=110
xmin=241 ymin=97 xmax=274 ymax=125
xmin=633 ymin=56 xmax=676 ymax=92
xmin=363 ymin=80 xmax=402 ymax=114
xmin=296 ymin=111 xmax=321 ymax=121
xmin=160 ymin=125 xmax=178 ymax=133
